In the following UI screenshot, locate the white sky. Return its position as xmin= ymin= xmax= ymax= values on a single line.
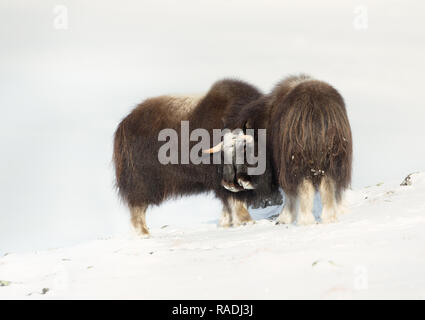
xmin=1 ymin=0 xmax=424 ymax=254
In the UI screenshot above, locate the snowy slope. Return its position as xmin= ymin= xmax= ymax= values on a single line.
xmin=1 ymin=173 xmax=425 ymax=300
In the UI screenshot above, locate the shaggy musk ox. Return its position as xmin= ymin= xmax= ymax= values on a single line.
xmin=216 ymin=74 xmax=353 ymax=225
xmin=113 ymin=79 xmax=280 ymax=236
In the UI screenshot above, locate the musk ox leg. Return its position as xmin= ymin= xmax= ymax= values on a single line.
xmin=297 ymin=179 xmax=316 ymax=225
xmin=319 ymin=177 xmax=338 ymax=223
xmin=130 ymin=205 xmax=149 ymax=236
xmin=276 ymin=195 xmax=296 ymax=224
xmin=219 ymin=198 xmax=252 ymax=227
xmin=231 ymin=198 xmax=253 ymax=226
xmin=219 ymin=204 xmax=232 ymax=228
xmin=335 ymin=189 xmax=349 ymax=216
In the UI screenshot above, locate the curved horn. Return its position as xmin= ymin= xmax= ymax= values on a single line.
xmin=203 ymin=142 xmax=224 ymax=154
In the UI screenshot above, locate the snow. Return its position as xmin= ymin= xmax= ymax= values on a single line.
xmin=1 ymin=173 xmax=425 ymax=299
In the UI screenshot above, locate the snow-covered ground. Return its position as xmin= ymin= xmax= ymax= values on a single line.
xmin=1 ymin=0 xmax=425 ymax=255
xmin=1 ymin=173 xmax=424 ymax=300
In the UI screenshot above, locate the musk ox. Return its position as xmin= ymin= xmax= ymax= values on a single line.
xmin=113 ymin=79 xmax=281 ymax=236
xmin=209 ymin=74 xmax=352 ymax=225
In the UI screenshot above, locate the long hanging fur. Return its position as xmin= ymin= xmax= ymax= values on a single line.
xmin=269 ymin=75 xmax=352 ymax=196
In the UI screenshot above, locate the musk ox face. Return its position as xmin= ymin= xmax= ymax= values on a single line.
xmin=207 ymin=130 xmax=256 ymax=193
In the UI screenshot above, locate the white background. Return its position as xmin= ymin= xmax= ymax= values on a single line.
xmin=1 ymin=0 xmax=424 ymax=254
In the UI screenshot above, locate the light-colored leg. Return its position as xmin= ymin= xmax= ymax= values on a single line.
xmin=277 ymin=195 xmax=296 ymax=224
xmin=231 ymin=199 xmax=253 ymax=226
xmin=130 ymin=205 xmax=149 ymax=236
xmin=319 ymin=177 xmax=338 ymax=223
xmin=297 ymin=179 xmax=316 ymax=225
xmin=335 ymin=190 xmax=349 ymax=216
xmin=219 ymin=198 xmax=252 ymax=227
xmin=337 ymin=199 xmax=349 ymax=215
xmin=219 ymin=204 xmax=232 ymax=228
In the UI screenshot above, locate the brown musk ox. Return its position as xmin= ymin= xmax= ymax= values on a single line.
xmin=113 ymin=79 xmax=281 ymax=236
xmin=210 ymin=75 xmax=353 ymax=225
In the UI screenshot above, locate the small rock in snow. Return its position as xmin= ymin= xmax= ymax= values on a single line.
xmin=0 ymin=280 xmax=11 ymax=287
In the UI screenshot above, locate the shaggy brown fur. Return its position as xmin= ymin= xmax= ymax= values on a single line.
xmin=114 ymin=75 xmax=352 ymax=232
xmin=269 ymin=75 xmax=352 ymax=197
xmin=113 ymin=79 xmax=279 ymax=234
xmin=223 ymin=74 xmax=352 ymax=223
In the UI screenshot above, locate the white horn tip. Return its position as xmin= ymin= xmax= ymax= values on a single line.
xmin=203 ymin=142 xmax=223 ymax=154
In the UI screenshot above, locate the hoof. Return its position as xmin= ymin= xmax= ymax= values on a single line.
xmin=138 ymin=233 xmax=151 ymax=239
xmin=234 ymin=219 xmax=255 ymax=227
xmin=297 ymin=215 xmax=316 ymax=226
xmin=321 ymin=215 xmax=338 ymax=224
xmin=276 ymin=213 xmax=294 ymax=225
xmin=137 ymin=229 xmax=150 ymax=238
xmin=219 ymin=221 xmax=232 ymax=228
xmin=131 ymin=228 xmax=150 ymax=239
